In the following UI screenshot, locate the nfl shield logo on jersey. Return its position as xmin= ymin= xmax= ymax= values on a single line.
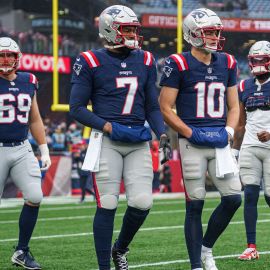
xmin=121 ymin=62 xmax=127 ymax=68
xmin=207 ymin=67 xmax=212 ymax=74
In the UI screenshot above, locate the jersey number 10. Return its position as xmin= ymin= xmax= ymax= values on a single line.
xmin=195 ymin=82 xmax=225 ymax=118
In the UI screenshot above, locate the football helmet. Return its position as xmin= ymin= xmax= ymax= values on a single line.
xmin=99 ymin=5 xmax=143 ymax=49
xmin=0 ymin=37 xmax=21 ymax=74
xmin=183 ymin=8 xmax=225 ymax=52
xmin=248 ymin=40 xmax=270 ymax=75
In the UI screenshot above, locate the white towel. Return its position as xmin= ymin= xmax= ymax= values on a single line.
xmin=215 ymin=145 xmax=239 ymax=178
xmin=82 ymin=129 xmax=103 ymax=172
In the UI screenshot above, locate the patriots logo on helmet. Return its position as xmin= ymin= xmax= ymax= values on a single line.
xmin=107 ymin=8 xmax=121 ymax=17
xmin=191 ymin=10 xmax=208 ymax=19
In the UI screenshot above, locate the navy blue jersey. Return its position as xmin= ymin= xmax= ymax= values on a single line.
xmin=0 ymin=72 xmax=38 ymax=142
xmin=70 ymin=48 xmax=165 ymax=137
xmin=160 ymin=51 xmax=237 ymax=127
xmin=238 ymin=78 xmax=270 ymax=110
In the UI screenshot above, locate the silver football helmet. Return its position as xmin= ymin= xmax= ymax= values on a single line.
xmin=0 ymin=37 xmax=21 ymax=74
xmin=183 ymin=8 xmax=225 ymax=52
xmin=248 ymin=40 xmax=270 ymax=75
xmin=99 ymin=5 xmax=143 ymax=49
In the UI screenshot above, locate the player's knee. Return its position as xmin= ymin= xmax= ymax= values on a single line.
xmin=244 ymin=185 xmax=260 ymax=205
xmin=264 ymin=195 xmax=270 ymax=207
xmin=26 ymin=190 xmax=43 ymax=205
xmin=128 ymin=193 xmax=153 ymax=210
xmin=100 ymin=194 xmax=118 ymax=210
xmin=221 ymin=194 xmax=242 ymax=211
xmin=187 ymin=187 xmax=206 ymax=200
xmin=186 ymin=200 xmax=204 ymax=216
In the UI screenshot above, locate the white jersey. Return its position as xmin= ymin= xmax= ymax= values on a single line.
xmin=239 ymin=77 xmax=270 ymax=149
xmin=242 ymin=109 xmax=270 ymax=149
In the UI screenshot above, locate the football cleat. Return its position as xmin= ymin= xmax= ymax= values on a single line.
xmin=11 ymin=249 xmax=41 ymax=270
xmin=238 ymin=246 xmax=259 ymax=261
xmin=111 ymin=242 xmax=129 ymax=270
xmin=201 ymin=248 xmax=218 ymax=270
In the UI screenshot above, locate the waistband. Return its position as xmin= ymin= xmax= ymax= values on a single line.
xmin=0 ymin=141 xmax=26 ymax=147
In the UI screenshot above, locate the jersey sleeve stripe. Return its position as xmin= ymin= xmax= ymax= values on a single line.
xmin=29 ymin=73 xmax=37 ymax=84
xmin=81 ymin=51 xmax=100 ymax=68
xmin=226 ymin=53 xmax=236 ymax=69
xmin=239 ymin=80 xmax=245 ymax=92
xmin=171 ymin=54 xmax=188 ymax=71
xmin=144 ymin=51 xmax=153 ymax=66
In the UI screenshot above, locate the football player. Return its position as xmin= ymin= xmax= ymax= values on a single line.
xmin=69 ymin=5 xmax=170 ymax=270
xmin=0 ymin=37 xmax=51 ymax=269
xmin=159 ymin=8 xmax=242 ymax=270
xmin=234 ymin=40 xmax=270 ymax=261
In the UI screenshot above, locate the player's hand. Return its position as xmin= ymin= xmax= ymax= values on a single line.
xmin=39 ymin=144 xmax=51 ymax=171
xmin=159 ymin=134 xmax=172 ymax=165
xmin=231 ymin=148 xmax=239 ymax=161
xmin=257 ymin=131 xmax=270 ymax=142
xmin=103 ymin=122 xmax=112 ymax=134
xmin=225 ymin=126 xmax=234 ymax=147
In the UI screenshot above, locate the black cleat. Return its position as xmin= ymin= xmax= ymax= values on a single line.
xmin=111 ymin=243 xmax=129 ymax=270
xmin=11 ymin=249 xmax=42 ymax=270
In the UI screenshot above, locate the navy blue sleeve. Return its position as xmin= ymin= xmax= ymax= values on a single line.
xmin=159 ymin=56 xmax=183 ymax=89
xmin=145 ymin=60 xmax=166 ymax=138
xmin=69 ymin=55 xmax=107 ymax=131
xmin=228 ymin=58 xmax=238 ymax=87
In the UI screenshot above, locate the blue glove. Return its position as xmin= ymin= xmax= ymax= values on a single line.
xmin=110 ymin=122 xmax=152 ymax=143
xmin=188 ymin=126 xmax=228 ymax=148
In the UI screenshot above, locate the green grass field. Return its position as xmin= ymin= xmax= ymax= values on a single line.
xmin=1 ymin=196 xmax=270 ymax=270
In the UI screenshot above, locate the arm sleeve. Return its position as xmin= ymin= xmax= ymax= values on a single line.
xmin=228 ymin=61 xmax=238 ymax=87
xmin=145 ymin=60 xmax=166 ymax=138
xmin=159 ymin=57 xmax=183 ymax=89
xmin=69 ymin=55 xmax=106 ymax=131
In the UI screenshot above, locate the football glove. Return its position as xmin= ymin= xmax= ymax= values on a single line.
xmin=159 ymin=135 xmax=171 ymax=165
xmin=39 ymin=144 xmax=51 ymax=171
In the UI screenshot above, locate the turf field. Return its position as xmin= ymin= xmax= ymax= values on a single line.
xmin=1 ymin=195 xmax=270 ymax=270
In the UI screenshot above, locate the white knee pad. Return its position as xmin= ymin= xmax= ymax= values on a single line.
xmin=187 ymin=187 xmax=206 ymax=200
xmin=128 ymin=193 xmax=153 ymax=210
xmin=100 ymin=194 xmax=118 ymax=209
xmin=25 ymin=183 xmax=43 ymax=204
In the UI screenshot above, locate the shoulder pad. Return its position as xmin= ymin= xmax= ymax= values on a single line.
xmin=225 ymin=53 xmax=237 ymax=69
xmin=170 ymin=53 xmax=188 ymax=71
xmin=143 ymin=51 xmax=154 ymax=66
xmin=80 ymin=50 xmax=100 ymax=68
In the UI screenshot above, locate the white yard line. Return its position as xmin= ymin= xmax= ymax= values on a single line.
xmin=0 ymin=204 xmax=268 ymax=224
xmin=118 ymin=251 xmax=270 ymax=269
xmin=1 ymin=218 xmax=270 ymax=243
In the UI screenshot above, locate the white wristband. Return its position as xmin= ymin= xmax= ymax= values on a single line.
xmin=225 ymin=126 xmax=234 ymax=138
xmin=39 ymin=144 xmax=49 ymax=156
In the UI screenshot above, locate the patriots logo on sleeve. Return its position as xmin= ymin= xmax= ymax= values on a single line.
xmin=163 ymin=66 xmax=173 ymax=78
xmin=73 ymin=63 xmax=82 ymax=76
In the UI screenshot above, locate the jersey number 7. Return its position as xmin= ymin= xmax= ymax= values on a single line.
xmin=116 ymin=77 xmax=138 ymax=115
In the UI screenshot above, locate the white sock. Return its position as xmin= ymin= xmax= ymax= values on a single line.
xmin=202 ymin=245 xmax=212 ymax=253
xmin=193 ymin=268 xmax=203 ymax=270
